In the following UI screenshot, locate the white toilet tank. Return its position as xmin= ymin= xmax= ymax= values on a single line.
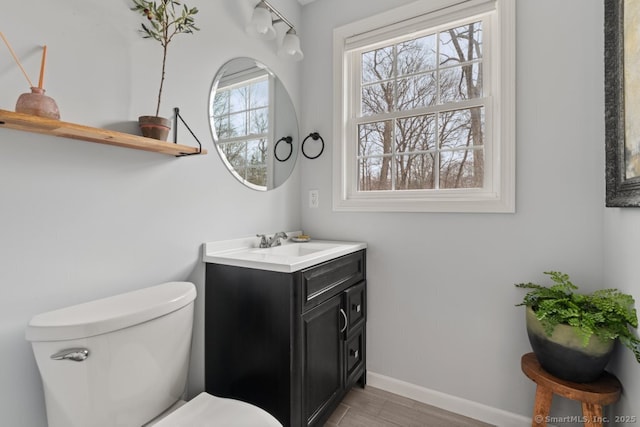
xmin=25 ymin=282 xmax=197 ymax=427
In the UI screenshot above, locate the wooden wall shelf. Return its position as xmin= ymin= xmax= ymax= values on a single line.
xmin=0 ymin=109 xmax=207 ymax=157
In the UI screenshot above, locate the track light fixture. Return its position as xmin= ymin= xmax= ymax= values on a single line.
xmin=246 ymin=0 xmax=304 ymax=61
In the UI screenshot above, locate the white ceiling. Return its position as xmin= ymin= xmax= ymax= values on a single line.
xmin=297 ymin=0 xmax=318 ymax=4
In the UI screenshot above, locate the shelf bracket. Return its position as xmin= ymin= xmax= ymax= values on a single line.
xmin=173 ymin=107 xmax=203 ymax=157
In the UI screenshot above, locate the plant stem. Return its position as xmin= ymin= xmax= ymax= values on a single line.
xmin=155 ymin=2 xmax=169 ymax=117
xmin=156 ymin=42 xmax=167 ymax=117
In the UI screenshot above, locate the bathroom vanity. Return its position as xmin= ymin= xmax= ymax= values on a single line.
xmin=203 ymin=237 xmax=367 ymax=427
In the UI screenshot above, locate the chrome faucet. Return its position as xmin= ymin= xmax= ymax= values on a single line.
xmin=256 ymin=232 xmax=288 ymax=248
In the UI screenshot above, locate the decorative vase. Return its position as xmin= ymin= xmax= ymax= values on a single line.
xmin=15 ymin=87 xmax=60 ymax=120
xmin=138 ymin=115 xmax=171 ymax=141
xmin=525 ymin=307 xmax=615 ymax=383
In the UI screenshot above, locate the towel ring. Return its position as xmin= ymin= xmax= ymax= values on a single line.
xmin=274 ymin=136 xmax=293 ymax=162
xmin=302 ymin=132 xmax=324 ymax=159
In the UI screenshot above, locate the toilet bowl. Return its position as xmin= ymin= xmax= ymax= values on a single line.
xmin=147 ymin=392 xmax=280 ymax=426
xmin=25 ymin=281 xmax=281 ymax=427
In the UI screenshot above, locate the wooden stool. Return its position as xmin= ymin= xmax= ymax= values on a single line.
xmin=521 ymin=353 xmax=621 ymax=427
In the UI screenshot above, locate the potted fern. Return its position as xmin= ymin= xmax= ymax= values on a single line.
xmin=130 ymin=0 xmax=199 ymax=140
xmin=515 ymin=271 xmax=640 ymax=382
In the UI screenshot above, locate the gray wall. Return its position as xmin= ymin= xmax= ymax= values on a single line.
xmin=604 ymin=209 xmax=640 ymax=421
xmin=0 ymin=0 xmax=302 ymax=425
xmin=298 ymin=0 xmax=630 ymax=422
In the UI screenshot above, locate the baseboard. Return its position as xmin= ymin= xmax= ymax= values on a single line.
xmin=366 ymin=371 xmax=530 ymax=427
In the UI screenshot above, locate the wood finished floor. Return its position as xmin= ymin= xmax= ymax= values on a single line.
xmin=324 ymin=386 xmax=494 ymax=427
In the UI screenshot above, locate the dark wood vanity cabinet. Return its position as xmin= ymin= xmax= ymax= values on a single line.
xmin=205 ymin=250 xmax=366 ymax=427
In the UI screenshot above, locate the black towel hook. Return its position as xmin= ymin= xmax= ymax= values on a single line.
xmin=302 ymin=132 xmax=324 ymax=159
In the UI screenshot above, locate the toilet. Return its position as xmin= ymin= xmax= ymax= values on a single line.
xmin=25 ymin=281 xmax=281 ymax=427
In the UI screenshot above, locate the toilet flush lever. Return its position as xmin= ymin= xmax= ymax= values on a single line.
xmin=50 ymin=348 xmax=90 ymax=362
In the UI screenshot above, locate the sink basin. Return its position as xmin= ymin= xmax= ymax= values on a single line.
xmin=248 ymin=242 xmax=336 ymax=257
xmin=203 ymin=237 xmax=366 ymax=272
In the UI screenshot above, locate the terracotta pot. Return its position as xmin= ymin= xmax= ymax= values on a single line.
xmin=525 ymin=307 xmax=615 ymax=382
xmin=138 ymin=115 xmax=171 ymax=141
xmin=15 ymin=87 xmax=60 ymax=120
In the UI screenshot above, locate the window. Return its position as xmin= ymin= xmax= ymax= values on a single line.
xmin=212 ymin=71 xmax=272 ymax=190
xmin=333 ymin=0 xmax=515 ymax=212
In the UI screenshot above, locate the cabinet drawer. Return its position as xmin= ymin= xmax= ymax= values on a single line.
xmin=345 ymin=325 xmax=365 ymax=387
xmin=344 ymin=282 xmax=365 ymax=331
xmin=301 ymin=251 xmax=365 ymax=309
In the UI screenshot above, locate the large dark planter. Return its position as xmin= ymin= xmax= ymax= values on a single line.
xmin=525 ymin=307 xmax=615 ymax=383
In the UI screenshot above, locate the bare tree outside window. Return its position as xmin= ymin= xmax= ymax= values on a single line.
xmin=213 ymin=77 xmax=269 ymax=187
xmin=358 ymin=21 xmax=484 ymax=192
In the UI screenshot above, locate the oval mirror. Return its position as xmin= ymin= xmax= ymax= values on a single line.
xmin=209 ymin=57 xmax=299 ymax=191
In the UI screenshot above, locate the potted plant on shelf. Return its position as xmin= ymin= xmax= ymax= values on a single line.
xmin=130 ymin=0 xmax=199 ymax=140
xmin=515 ymin=271 xmax=640 ymax=383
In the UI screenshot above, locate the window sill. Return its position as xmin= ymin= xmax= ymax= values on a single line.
xmin=332 ymin=191 xmax=515 ymax=213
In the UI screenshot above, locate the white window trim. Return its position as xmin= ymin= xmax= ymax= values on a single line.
xmin=332 ymin=0 xmax=515 ymax=213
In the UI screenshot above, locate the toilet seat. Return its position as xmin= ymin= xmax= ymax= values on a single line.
xmin=151 ymin=392 xmax=282 ymax=426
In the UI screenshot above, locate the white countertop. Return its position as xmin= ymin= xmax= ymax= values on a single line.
xmin=203 ymin=233 xmax=366 ymax=273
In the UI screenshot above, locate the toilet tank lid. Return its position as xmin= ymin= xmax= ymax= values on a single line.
xmin=25 ymin=282 xmax=196 ymax=342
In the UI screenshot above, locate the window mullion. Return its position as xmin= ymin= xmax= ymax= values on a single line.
xmin=434 ymin=112 xmax=440 ymax=190
xmin=434 ymin=29 xmax=441 ymax=190
xmin=355 ymin=99 xmax=487 ymax=125
xmin=391 ymin=43 xmax=398 ymax=191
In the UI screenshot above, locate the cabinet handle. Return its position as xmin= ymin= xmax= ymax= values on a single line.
xmin=350 ymin=349 xmax=359 ymax=359
xmin=339 ymin=308 xmax=348 ymax=333
xmin=352 ymin=303 xmax=361 ymax=313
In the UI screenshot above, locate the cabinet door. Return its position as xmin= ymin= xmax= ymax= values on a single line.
xmin=302 ymin=294 xmax=343 ymax=426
